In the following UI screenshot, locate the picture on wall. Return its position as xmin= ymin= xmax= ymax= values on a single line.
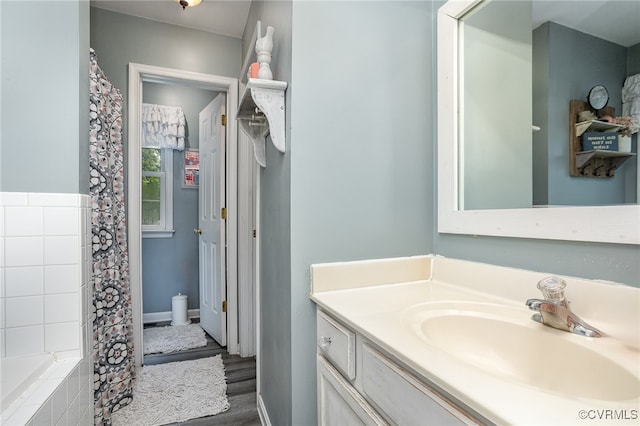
xmin=183 ymin=149 xmax=199 ymax=188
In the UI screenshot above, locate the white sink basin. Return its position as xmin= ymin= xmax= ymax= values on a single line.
xmin=403 ymin=302 xmax=639 ymax=401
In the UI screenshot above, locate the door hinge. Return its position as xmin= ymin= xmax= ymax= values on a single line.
xmin=253 ymin=229 xmax=256 ymax=238
xmin=221 ymin=114 xmax=227 ymax=127
xmin=221 ymin=207 xmax=227 ymax=220
xmin=222 ymin=300 xmax=227 ymax=313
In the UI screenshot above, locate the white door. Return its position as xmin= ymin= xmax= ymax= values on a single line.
xmin=198 ymin=94 xmax=226 ymax=345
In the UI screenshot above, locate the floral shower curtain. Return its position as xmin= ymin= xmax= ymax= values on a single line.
xmin=89 ymin=48 xmax=135 ymax=425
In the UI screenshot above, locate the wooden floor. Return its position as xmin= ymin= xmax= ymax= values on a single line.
xmin=143 ymin=323 xmax=261 ymax=426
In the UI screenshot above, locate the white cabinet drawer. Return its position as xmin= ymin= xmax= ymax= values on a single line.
xmin=317 ymin=310 xmax=356 ymax=380
xmin=361 ymin=343 xmax=476 ymax=426
xmin=317 ymin=355 xmax=388 ymax=426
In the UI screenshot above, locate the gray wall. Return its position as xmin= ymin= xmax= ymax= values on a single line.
xmin=533 ymin=22 xmax=635 ymax=206
xmin=90 ymin=8 xmax=241 ymax=312
xmin=1 ymin=0 xmax=89 ymax=194
xmin=246 ymin=1 xmax=434 ymax=424
xmin=89 ymin=7 xmax=242 ymax=186
xmin=141 ymin=82 xmax=219 ymax=313
xmin=628 ymin=42 xmax=640 ymax=75
xmin=90 ymin=8 xmax=241 ymax=93
xmin=243 ymin=2 xmax=293 ymax=426
xmin=289 ymin=2 xmax=433 ymax=424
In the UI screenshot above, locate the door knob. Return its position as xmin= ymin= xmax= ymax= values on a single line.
xmin=194 ymin=228 xmax=203 ymax=235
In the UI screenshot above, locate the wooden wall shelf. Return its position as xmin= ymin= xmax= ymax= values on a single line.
xmin=569 ymin=100 xmax=633 ymax=178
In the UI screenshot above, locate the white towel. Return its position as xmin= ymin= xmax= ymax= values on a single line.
xmin=622 ymin=74 xmax=640 ymax=129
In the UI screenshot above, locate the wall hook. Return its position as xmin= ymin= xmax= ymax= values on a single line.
xmin=593 ymin=165 xmax=604 ymax=177
xmin=579 ymin=162 xmax=591 ymax=176
xmin=606 ymin=165 xmax=618 ymax=177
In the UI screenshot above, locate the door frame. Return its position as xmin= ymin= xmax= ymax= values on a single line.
xmin=127 ymin=63 xmax=240 ymax=368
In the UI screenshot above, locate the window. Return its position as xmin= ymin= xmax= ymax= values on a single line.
xmin=142 ymin=148 xmax=174 ymax=237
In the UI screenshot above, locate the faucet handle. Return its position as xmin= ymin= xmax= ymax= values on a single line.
xmin=537 ymin=276 xmax=567 ymax=302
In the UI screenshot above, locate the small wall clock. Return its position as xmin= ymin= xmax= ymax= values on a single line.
xmin=588 ymin=85 xmax=609 ymax=110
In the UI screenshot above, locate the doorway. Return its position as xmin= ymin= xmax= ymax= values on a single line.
xmin=127 ymin=63 xmax=249 ymax=368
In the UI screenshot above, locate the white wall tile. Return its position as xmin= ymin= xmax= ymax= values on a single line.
xmin=45 ymin=322 xmax=80 ymax=352
xmin=40 ymin=358 xmax=78 ymax=379
xmin=5 ymin=266 xmax=44 ymax=297
xmin=51 ymin=349 xmax=81 ymax=359
xmin=84 ymin=252 xmax=91 ymax=286
xmin=80 ymin=323 xmax=88 ymax=355
xmin=0 ymin=264 xmax=4 ymax=291
xmin=0 ymin=192 xmax=28 ymax=207
xmin=5 ymin=325 xmax=44 ymax=356
xmin=29 ymin=193 xmax=79 ymax=207
xmin=5 ymin=295 xmax=43 ymax=327
xmin=5 ymin=237 xmax=44 ymax=267
xmin=80 ymin=208 xmax=88 ymax=240
xmin=5 ymin=207 xmax=43 ymax=237
xmin=78 ymin=384 xmax=92 ymax=425
xmin=44 ymin=293 xmax=79 ymax=323
xmin=67 ymin=393 xmax=80 ymax=426
xmin=1 ymin=193 xmax=89 ymax=426
xmin=54 ymin=411 xmax=68 ymax=426
xmin=4 ymin=403 xmax=40 ymax=426
xmin=44 ymin=265 xmax=79 ymax=294
xmin=80 ymin=250 xmax=88 ymax=294
xmin=80 ymin=406 xmax=92 ymax=426
xmin=22 ymin=379 xmax=61 ymax=406
xmin=67 ymin=365 xmax=80 ymax=403
xmin=84 ymin=323 xmax=92 ymax=357
xmin=51 ymin=380 xmax=68 ymax=425
xmin=0 ymin=207 xmax=5 ymax=237
xmin=44 ymin=207 xmax=79 ymax=236
xmin=31 ymin=400 xmax=52 ymax=426
xmin=0 ymin=328 xmax=5 ymax=357
xmin=80 ymin=286 xmax=88 ymax=326
xmin=44 ymin=236 xmax=79 ymax=265
xmin=0 ymin=297 xmax=4 ymax=328
xmin=79 ymin=359 xmax=91 ymax=389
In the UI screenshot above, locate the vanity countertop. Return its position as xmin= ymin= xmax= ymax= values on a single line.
xmin=310 ymin=255 xmax=640 ymax=425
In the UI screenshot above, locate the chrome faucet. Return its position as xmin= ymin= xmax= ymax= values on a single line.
xmin=525 ymin=276 xmax=605 ymax=338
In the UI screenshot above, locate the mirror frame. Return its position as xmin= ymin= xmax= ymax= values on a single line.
xmin=437 ymin=0 xmax=639 ymax=245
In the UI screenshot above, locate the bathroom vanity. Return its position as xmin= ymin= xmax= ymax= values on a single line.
xmin=316 ymin=309 xmax=479 ymax=425
xmin=310 ymin=255 xmax=640 ymax=425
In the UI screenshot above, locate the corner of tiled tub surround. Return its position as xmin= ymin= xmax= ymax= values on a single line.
xmin=1 ymin=192 xmax=94 ymax=425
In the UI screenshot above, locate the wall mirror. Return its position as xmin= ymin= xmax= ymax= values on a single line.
xmin=437 ymin=0 xmax=639 ymax=244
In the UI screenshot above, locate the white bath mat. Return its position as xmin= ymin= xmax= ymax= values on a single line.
xmin=143 ymin=324 xmax=207 ymax=355
xmin=112 ymin=356 xmax=230 ymax=426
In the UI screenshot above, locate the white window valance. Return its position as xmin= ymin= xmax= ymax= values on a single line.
xmin=622 ymin=74 xmax=640 ymax=126
xmin=142 ymin=103 xmax=186 ymax=150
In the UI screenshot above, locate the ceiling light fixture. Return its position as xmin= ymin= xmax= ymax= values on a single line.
xmin=177 ymin=0 xmax=202 ymax=10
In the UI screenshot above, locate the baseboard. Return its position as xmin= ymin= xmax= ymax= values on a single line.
xmin=257 ymin=393 xmax=271 ymax=426
xmin=143 ymin=309 xmax=200 ymax=324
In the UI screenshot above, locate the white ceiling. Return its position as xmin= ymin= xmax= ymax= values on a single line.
xmin=533 ymin=0 xmax=640 ymax=47
xmin=90 ymin=0 xmax=252 ymax=39
xmin=90 ymin=1 xmax=639 ymax=47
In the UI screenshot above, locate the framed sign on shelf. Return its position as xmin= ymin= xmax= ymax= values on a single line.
xmin=182 ymin=149 xmax=199 ymax=188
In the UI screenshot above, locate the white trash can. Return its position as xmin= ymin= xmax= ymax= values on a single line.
xmin=171 ymin=293 xmax=190 ymax=326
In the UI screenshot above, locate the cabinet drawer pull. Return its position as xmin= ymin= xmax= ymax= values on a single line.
xmin=318 ymin=336 xmax=332 ymax=350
